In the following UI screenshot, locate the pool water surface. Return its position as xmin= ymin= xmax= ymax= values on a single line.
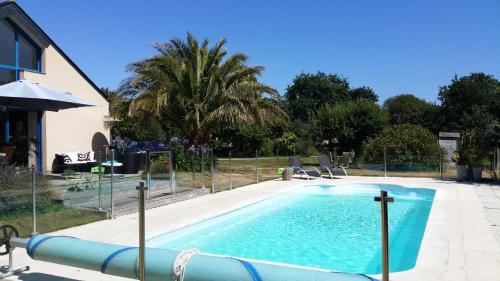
xmin=148 ymin=183 xmax=435 ymax=274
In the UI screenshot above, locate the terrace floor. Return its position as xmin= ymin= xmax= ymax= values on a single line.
xmin=1 ymin=176 xmax=500 ymax=281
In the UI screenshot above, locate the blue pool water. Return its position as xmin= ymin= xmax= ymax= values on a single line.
xmin=148 ymin=183 xmax=435 ymax=274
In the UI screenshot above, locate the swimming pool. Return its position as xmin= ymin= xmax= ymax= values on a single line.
xmin=148 ymin=183 xmax=435 ymax=274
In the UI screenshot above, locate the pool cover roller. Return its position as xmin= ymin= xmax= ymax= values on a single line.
xmin=26 ymin=235 xmax=375 ymax=281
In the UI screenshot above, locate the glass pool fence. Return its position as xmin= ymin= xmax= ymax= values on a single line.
xmin=1 ymin=146 xmax=498 ymax=237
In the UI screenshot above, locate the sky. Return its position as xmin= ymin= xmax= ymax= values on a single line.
xmin=16 ymin=0 xmax=500 ymax=103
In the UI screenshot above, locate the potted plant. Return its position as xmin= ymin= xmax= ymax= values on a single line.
xmin=456 ymin=129 xmax=487 ymax=182
xmin=468 ymin=145 xmax=487 ymax=182
xmin=452 ymin=151 xmax=469 ymax=181
xmin=470 ymin=156 xmax=486 ymax=182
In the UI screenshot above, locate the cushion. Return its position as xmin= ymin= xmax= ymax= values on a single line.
xmin=62 ymin=154 xmax=72 ymax=163
xmin=66 ymin=152 xmax=80 ymax=163
xmin=77 ymin=152 xmax=91 ymax=162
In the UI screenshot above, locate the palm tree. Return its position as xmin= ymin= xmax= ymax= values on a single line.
xmin=123 ymin=33 xmax=287 ymax=145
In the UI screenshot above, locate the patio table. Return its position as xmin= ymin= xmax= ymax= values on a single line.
xmin=101 ymin=161 xmax=124 ymax=178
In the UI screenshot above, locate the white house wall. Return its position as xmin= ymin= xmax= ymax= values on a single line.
xmin=22 ymin=44 xmax=110 ymax=172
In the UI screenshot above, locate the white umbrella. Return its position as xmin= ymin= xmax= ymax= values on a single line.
xmin=0 ymin=80 xmax=97 ymax=111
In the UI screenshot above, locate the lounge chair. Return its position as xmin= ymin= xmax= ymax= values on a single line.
xmin=319 ymin=155 xmax=348 ymax=178
xmin=289 ymin=156 xmax=321 ymax=180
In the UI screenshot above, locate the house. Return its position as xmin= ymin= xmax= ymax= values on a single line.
xmin=0 ymin=0 xmax=110 ymax=172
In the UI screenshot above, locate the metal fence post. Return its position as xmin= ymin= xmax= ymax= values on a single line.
xmin=495 ymin=147 xmax=499 ymax=182
xmin=145 ymin=150 xmax=151 ymax=200
xmin=493 ymin=147 xmax=498 ymax=182
xmin=439 ymin=153 xmax=443 ymax=180
xmin=374 ymin=190 xmax=394 ymax=281
xmin=333 ymin=147 xmax=337 ymax=167
xmin=229 ymin=151 xmax=233 ymax=190
xmin=256 ymin=150 xmax=259 ymax=183
xmin=110 ymin=147 xmax=115 ymax=219
xmin=383 ymin=147 xmax=387 ymax=177
xmin=97 ymin=152 xmax=102 ymax=210
xmin=136 ymin=181 xmax=147 ymax=281
xmin=210 ymin=148 xmax=215 ymax=194
xmin=31 ymin=165 xmax=37 ymax=235
xmin=201 ymin=148 xmax=205 ymax=189
xmin=169 ymin=149 xmax=176 ymax=195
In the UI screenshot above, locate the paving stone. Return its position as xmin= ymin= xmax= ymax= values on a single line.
xmin=485 ymin=208 xmax=500 ymax=226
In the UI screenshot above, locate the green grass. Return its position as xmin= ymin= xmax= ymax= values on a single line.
xmin=0 ymin=204 xmax=106 ymax=238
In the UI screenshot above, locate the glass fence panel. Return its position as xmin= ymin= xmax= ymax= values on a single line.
xmin=1 ymin=164 xmax=106 ymax=238
xmin=4 ymin=146 xmax=498 ymax=238
xmin=257 ymin=156 xmax=290 ymax=182
xmin=0 ymin=166 xmax=34 ymax=238
xmin=385 ymin=155 xmax=441 ymax=178
xmin=226 ymin=157 xmax=257 ymax=189
xmin=43 ymin=170 xmax=106 ymax=236
xmin=174 ymin=148 xmax=204 ymax=191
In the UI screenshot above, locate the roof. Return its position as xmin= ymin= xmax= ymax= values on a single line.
xmin=0 ymin=1 xmax=109 ymax=102
xmin=439 ymin=132 xmax=460 ymax=138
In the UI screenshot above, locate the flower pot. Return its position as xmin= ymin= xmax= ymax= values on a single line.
xmin=472 ymin=166 xmax=482 ymax=182
xmin=282 ymin=168 xmax=293 ymax=181
xmin=456 ymin=164 xmax=469 ymax=181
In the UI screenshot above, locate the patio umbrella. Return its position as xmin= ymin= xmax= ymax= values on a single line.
xmin=0 ymin=80 xmax=97 ymax=111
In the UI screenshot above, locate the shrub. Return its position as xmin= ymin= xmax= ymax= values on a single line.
xmin=175 ymin=147 xmax=203 ymax=172
xmin=361 ymin=124 xmax=444 ymax=169
xmin=148 ymin=154 xmax=170 ymax=175
xmin=174 ymin=145 xmax=213 ymax=172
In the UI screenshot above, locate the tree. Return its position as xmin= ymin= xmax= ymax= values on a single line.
xmin=284 ymin=72 xmax=350 ymax=121
xmin=361 ymin=124 xmax=443 ymax=165
xmin=439 ymin=73 xmax=500 ymax=132
xmin=102 ymin=88 xmax=165 ymax=141
xmin=349 ymin=86 xmax=378 ymax=102
xmin=229 ymin=125 xmax=274 ymax=156
xmin=124 ymin=33 xmax=287 ymax=145
xmin=316 ymin=98 xmax=388 ymax=153
xmin=102 ymin=87 xmax=128 ymax=120
xmin=112 ymin=114 xmax=166 ymax=141
xmin=383 ymin=94 xmax=439 ymax=132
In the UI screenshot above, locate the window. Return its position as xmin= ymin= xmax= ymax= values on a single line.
xmin=0 ymin=19 xmax=41 ymax=76
xmin=19 ymin=33 xmax=39 ymax=70
xmin=0 ymin=69 xmax=15 ymax=86
xmin=0 ymin=20 xmax=15 ymax=66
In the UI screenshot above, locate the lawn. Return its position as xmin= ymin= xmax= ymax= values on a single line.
xmin=0 ymin=204 xmax=106 ymax=238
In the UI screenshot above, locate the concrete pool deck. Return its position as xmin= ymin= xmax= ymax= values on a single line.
xmin=2 ymin=176 xmax=500 ymax=281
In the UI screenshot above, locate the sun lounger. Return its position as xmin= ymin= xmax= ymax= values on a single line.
xmin=319 ymin=155 xmax=348 ymax=178
xmin=289 ymin=156 xmax=321 ymax=180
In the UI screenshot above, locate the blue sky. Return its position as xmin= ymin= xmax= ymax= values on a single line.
xmin=17 ymin=0 xmax=500 ymax=103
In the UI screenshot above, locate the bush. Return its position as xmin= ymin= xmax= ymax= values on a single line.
xmin=148 ymin=154 xmax=170 ymax=175
xmin=361 ymin=124 xmax=444 ymax=169
xmin=174 ymin=145 xmax=213 ymax=172
xmin=175 ymin=148 xmax=202 ymax=172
